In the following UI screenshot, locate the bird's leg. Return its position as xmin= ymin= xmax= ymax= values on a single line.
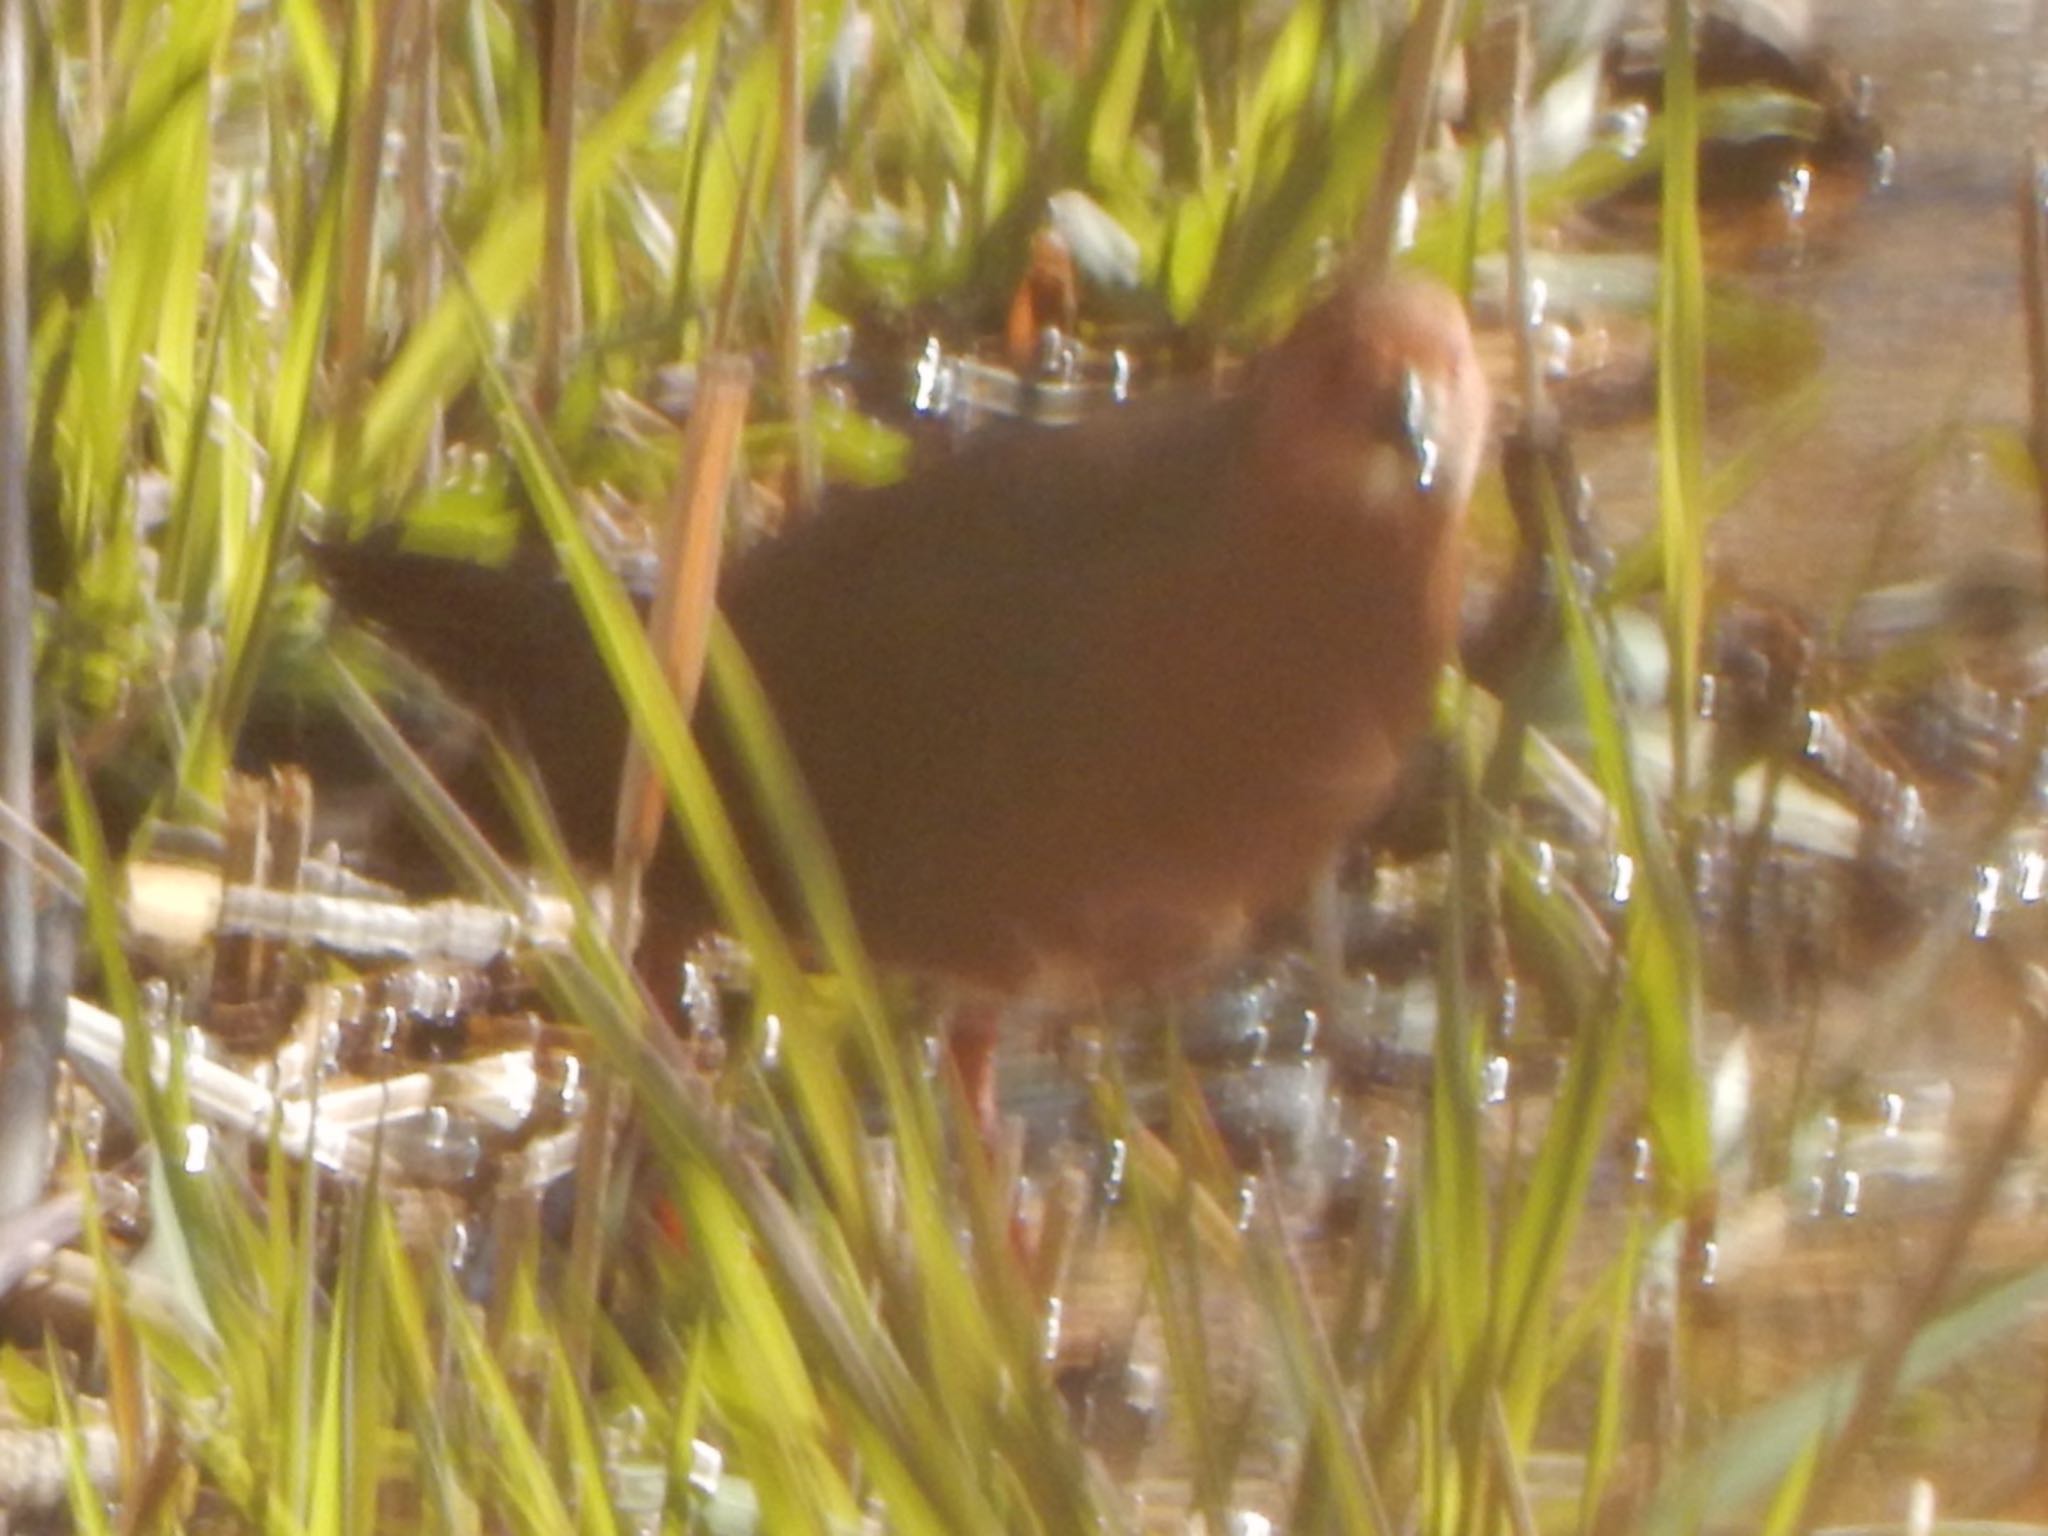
xmin=1307 ymin=852 xmax=1371 ymax=1032
xmin=944 ymin=1000 xmax=1006 ymax=1157
xmin=942 ymin=998 xmax=1047 ymax=1268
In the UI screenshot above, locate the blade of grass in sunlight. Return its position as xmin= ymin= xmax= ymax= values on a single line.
xmin=450 ymin=255 xmax=1039 ymax=1508
xmin=966 ymin=0 xmax=1007 ymax=249
xmin=444 ymin=1270 xmax=581 ymax=1536
xmin=446 ymin=696 xmax=1011 ymax=1535
xmin=61 ymin=750 xmax=308 ymax=1525
xmin=862 ymin=0 xmax=987 ymax=222
xmin=55 ymin=741 xmax=139 ymax=1026
xmin=669 ymin=640 xmax=1104 ymax=1532
xmin=1420 ymin=81 xmax=1832 ymax=290
xmin=306 ymin=1207 xmax=352 ymax=1536
xmin=537 ymin=0 xmax=584 ymax=409
xmin=1163 ymin=178 xmax=1229 ymax=321
xmin=1639 ymin=3 xmax=1713 ymax=1223
xmin=1756 ymin=1440 xmax=1823 ymax=1536
xmin=156 ymin=201 xmax=250 ymax=629
xmin=1798 ymin=946 xmax=2048 ymax=1531
xmin=341 ymin=1178 xmax=398 ymax=1536
xmin=1644 ymin=1262 xmax=2048 ymax=1536
xmin=1205 ymin=37 xmax=1399 ymax=335
xmin=59 ymin=743 xmax=269 ymax=1384
xmin=1607 ymin=378 xmax=1826 ymax=603
xmin=279 ymin=0 xmax=341 ymax=125
xmin=344 ymin=15 xmax=711 ymax=497
xmin=1418 ymin=721 xmax=1501 ymax=1536
xmin=459 ymin=274 xmax=815 ymax=1018
xmin=74 ymin=1164 xmax=146 ymax=1505
xmin=542 ymin=1319 xmax=624 ymax=1536
xmin=1078 ymin=0 xmax=1160 ymax=189
xmin=329 ymin=0 xmax=407 ymax=477
xmin=1351 ymin=0 xmax=1460 ymax=281
xmin=1491 ymin=954 xmax=1628 ymax=1437
xmin=52 ymin=1354 xmax=116 ymax=1536
xmin=1233 ymin=0 xmax=1324 ymax=198
xmin=1533 ymin=442 xmax=1710 ymax=1209
xmin=25 ymin=4 xmax=1996 ymax=1533
xmin=1657 ymin=0 xmax=1707 ymax=811
xmin=668 ymin=15 xmax=727 ymax=323
xmin=1492 ymin=35 xmax=1711 ymax=1230
xmin=776 ymin=0 xmax=817 ymax=509
xmin=1574 ymin=1226 xmax=1645 ymax=1536
xmin=1100 ymin=1047 xmax=1239 ymax=1532
xmin=683 ymin=1168 xmax=878 ymax=1536
xmin=24 ymin=31 xmax=87 ymax=290
xmin=455 ymin=0 xmax=504 ymax=155
xmin=282 ymin=1065 xmax=327 ymax=1521
xmin=1249 ymin=1165 xmax=1394 ymax=1536
xmin=570 ymin=354 xmax=749 ymax=1400
xmin=702 ymin=628 xmax=1101 ymax=1526
xmin=2024 ymin=150 xmax=2048 ymax=530
xmin=58 ymin=1 xmax=228 ymax=539
xmin=370 ymin=1205 xmax=475 ymax=1535
xmin=185 ymin=152 xmax=341 ymax=794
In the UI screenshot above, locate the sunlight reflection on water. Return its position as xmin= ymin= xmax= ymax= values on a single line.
xmin=1578 ymin=0 xmax=2048 ymax=606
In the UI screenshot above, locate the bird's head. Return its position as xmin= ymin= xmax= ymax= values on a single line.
xmin=1253 ymin=277 xmax=1491 ymax=534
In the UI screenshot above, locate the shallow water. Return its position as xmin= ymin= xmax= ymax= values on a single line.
xmin=1582 ymin=0 xmax=2048 ymax=608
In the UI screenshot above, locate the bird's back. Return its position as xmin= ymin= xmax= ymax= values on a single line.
xmin=316 ymin=277 xmax=1487 ymax=998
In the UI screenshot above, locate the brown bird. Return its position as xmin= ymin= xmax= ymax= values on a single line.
xmin=313 ymin=276 xmax=1490 ymax=1008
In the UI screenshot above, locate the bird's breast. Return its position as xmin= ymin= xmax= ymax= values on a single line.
xmin=1043 ymin=484 xmax=1460 ymax=934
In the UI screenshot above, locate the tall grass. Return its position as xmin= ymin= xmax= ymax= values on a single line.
xmin=6 ymin=1 xmax=2040 ymax=1533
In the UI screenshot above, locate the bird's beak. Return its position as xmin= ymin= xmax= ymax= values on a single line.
xmin=1397 ymin=365 xmax=1443 ymax=494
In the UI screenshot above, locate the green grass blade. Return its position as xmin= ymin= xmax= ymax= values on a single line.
xmin=1656 ymin=0 xmax=1707 ymax=809
xmin=1643 ymin=1264 xmax=2048 ymax=1536
xmin=345 ymin=18 xmax=708 ymax=491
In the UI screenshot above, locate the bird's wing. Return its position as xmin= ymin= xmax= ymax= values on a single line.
xmin=720 ymin=391 xmax=1254 ymax=830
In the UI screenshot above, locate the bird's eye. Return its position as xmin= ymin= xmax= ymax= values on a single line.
xmin=1397 ymin=367 xmax=1441 ymax=493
